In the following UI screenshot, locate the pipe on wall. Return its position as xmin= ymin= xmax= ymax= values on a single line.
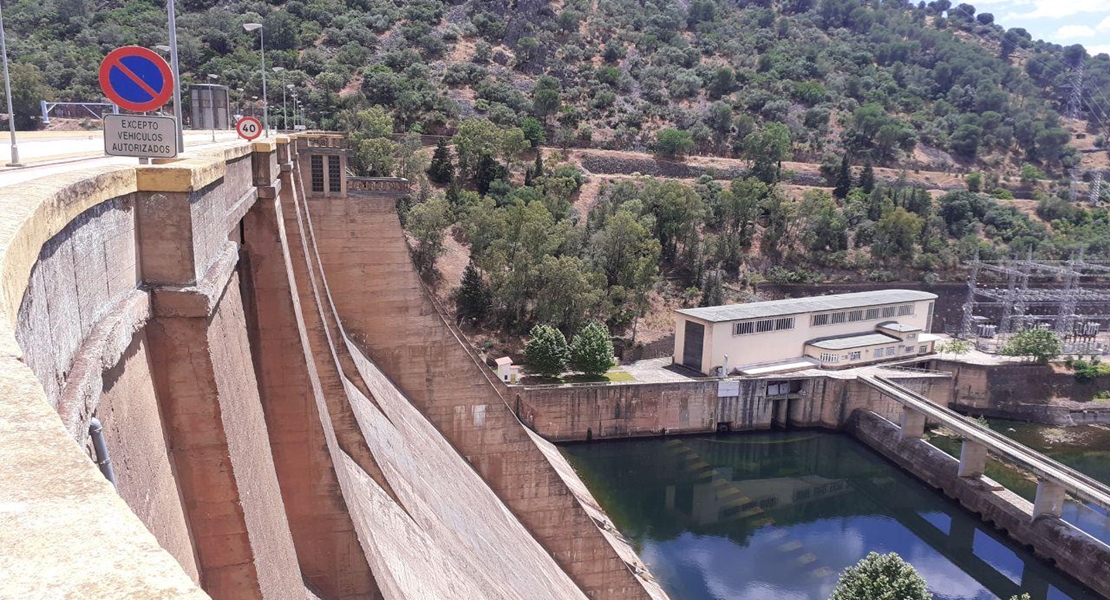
xmin=88 ymin=418 xmax=117 ymax=490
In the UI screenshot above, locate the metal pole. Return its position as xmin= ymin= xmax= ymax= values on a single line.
xmin=281 ymin=74 xmax=286 ymax=132
xmin=166 ymin=0 xmax=184 ymax=152
xmin=0 ymin=0 xmax=21 ymax=167
xmin=260 ymin=27 xmax=268 ymax=137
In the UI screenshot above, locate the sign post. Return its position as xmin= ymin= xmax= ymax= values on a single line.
xmin=99 ymin=46 xmax=178 ymax=159
xmin=236 ymin=116 xmax=263 ymax=141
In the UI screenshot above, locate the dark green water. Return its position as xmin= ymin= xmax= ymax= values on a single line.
xmin=562 ymin=431 xmax=1099 ymax=600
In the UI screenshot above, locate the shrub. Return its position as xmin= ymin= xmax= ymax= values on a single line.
xmin=524 ymin=324 xmax=569 ymax=377
xmin=1000 ymin=329 xmax=1062 ymax=364
xmin=569 ymin=321 xmax=617 ymax=376
xmin=830 ymin=552 xmax=931 ymax=600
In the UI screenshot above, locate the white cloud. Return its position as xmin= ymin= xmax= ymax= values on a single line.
xmin=1098 ymin=15 xmax=1110 ymax=31
xmin=1056 ymin=25 xmax=1096 ymax=39
xmin=1007 ymin=0 xmax=1110 ymax=20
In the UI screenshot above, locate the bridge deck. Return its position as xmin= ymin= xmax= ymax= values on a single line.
xmin=862 ymin=375 xmax=1110 ymax=513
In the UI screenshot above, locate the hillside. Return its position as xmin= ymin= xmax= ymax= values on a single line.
xmin=8 ymin=0 xmax=1110 ymax=352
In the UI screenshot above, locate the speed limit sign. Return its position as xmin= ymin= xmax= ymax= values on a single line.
xmin=236 ymin=116 xmax=263 ymax=141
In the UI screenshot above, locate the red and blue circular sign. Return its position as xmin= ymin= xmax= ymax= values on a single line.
xmin=98 ymin=46 xmax=175 ymax=112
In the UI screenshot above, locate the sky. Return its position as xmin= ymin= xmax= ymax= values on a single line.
xmin=966 ymin=0 xmax=1110 ymax=57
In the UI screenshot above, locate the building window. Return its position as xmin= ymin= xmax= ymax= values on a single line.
xmin=328 ymin=156 xmax=342 ymax=192
xmin=907 ymin=333 xmax=917 ymax=341
xmin=734 ymin=322 xmax=755 ymax=335
xmin=847 ymin=351 xmax=861 ymax=361
xmin=774 ymin=317 xmax=795 ymax=331
xmin=830 ymin=312 xmax=847 ymax=325
xmin=898 ymin=304 xmax=914 ymax=316
xmin=919 ymin=345 xmax=929 ymax=354
xmin=820 ymin=353 xmax=839 ymax=363
xmin=904 ymin=345 xmax=916 ymax=354
xmin=885 ymin=347 xmax=896 ymax=356
xmin=881 ymin=306 xmax=897 ymax=318
xmin=848 ymin=310 xmax=863 ymax=322
xmin=873 ymin=348 xmax=885 ymax=358
xmin=756 ymin=319 xmax=775 ymax=333
xmin=310 ymin=155 xmax=324 ymax=193
xmin=812 ymin=314 xmax=829 ymax=326
xmin=865 ymin=308 xmax=881 ymax=320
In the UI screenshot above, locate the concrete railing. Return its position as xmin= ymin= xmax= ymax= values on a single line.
xmin=347 ymin=176 xmax=410 ymax=192
xmin=864 ymin=375 xmax=1110 ymax=517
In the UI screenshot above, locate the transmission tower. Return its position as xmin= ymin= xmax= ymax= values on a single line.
xmin=1091 ymin=172 xmax=1104 ymax=204
xmin=1067 ymin=60 xmax=1085 ymax=202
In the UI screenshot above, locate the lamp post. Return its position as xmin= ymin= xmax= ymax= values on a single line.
xmin=164 ymin=0 xmax=184 ymax=150
xmin=235 ymin=87 xmax=243 ymax=118
xmin=206 ymin=73 xmax=218 ymax=141
xmin=0 ymin=0 xmax=21 ymax=167
xmin=271 ymin=66 xmax=285 ymax=131
xmin=243 ymin=22 xmax=268 ymax=137
xmin=286 ymin=83 xmax=294 ymax=131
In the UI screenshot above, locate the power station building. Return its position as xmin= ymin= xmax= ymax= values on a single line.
xmin=673 ymin=289 xmax=939 ymax=375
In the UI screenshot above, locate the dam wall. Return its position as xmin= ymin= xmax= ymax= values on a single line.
xmin=514 ymin=372 xmax=955 ymax=441
xmin=0 ymin=136 xmax=666 ymax=600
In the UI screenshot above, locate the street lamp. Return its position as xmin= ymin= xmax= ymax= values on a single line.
xmin=285 ymin=83 xmax=294 ymax=131
xmin=243 ymin=22 xmax=268 ymax=137
xmin=272 ymin=66 xmax=285 ymax=131
xmin=0 ymin=0 xmax=21 ymax=167
xmin=163 ymin=0 xmax=185 ymax=150
xmin=206 ymin=74 xmax=218 ymax=141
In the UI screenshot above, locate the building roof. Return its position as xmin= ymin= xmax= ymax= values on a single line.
xmin=675 ymin=290 xmax=938 ymax=323
xmin=494 ymin=357 xmax=513 ymax=366
xmin=806 ymin=332 xmax=902 ymax=350
xmin=877 ymin=322 xmax=922 ymax=332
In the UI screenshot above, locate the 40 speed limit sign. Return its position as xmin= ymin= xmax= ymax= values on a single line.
xmin=236 ymin=116 xmax=263 ymax=141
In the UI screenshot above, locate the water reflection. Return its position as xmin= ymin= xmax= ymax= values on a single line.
xmin=562 ymin=432 xmax=1098 ymax=600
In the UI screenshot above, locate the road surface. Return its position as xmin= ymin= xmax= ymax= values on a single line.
xmin=0 ymin=129 xmax=246 ymax=189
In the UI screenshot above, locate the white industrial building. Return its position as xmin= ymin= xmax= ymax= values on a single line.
xmin=673 ymin=290 xmax=940 ymax=375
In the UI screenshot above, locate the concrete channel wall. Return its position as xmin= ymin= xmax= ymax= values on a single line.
xmin=514 ymin=373 xmax=955 ymax=441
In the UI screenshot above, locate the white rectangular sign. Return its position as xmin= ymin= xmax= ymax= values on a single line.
xmin=103 ymin=114 xmax=178 ymax=158
xmin=717 ymin=380 xmax=740 ymax=397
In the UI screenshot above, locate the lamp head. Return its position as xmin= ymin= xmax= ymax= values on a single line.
xmin=243 ymin=23 xmax=263 ymax=32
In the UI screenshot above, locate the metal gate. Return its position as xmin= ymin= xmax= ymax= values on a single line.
xmin=683 ymin=321 xmax=704 ymax=372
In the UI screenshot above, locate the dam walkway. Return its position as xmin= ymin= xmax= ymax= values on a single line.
xmin=862 ymin=374 xmax=1110 ymax=520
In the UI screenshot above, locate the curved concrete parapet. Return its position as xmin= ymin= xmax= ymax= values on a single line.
xmin=0 ymin=164 xmax=209 ymax=598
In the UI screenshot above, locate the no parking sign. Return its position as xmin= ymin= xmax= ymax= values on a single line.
xmin=98 ymin=46 xmax=174 ymax=112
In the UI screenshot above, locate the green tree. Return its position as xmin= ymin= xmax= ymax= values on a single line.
xmin=8 ymin=63 xmax=50 ymax=130
xmin=524 ymin=324 xmax=569 ymax=377
xmin=427 ymin=139 xmax=455 ymax=184
xmin=873 ymin=207 xmax=923 ymax=262
xmin=830 ymin=552 xmax=931 ymax=600
xmin=533 ymin=89 xmax=561 ymax=121
xmin=655 ymin=128 xmax=695 ymax=158
xmin=569 ymin=321 xmax=617 ymax=376
xmin=354 ymin=137 xmax=397 ymax=177
xmin=937 ymin=339 xmax=972 ymax=357
xmin=858 ymin=160 xmax=876 ymax=194
xmin=1001 ymin=329 xmax=1062 ymax=364
xmin=456 ymin=260 xmax=492 ymax=324
xmin=643 ymin=179 xmax=704 ymax=261
xmin=405 ymin=195 xmax=451 ymax=276
xmin=533 ymin=255 xmax=606 ymax=334
xmin=521 ymin=117 xmax=546 ymax=147
xmin=799 ymin=190 xmax=848 ymax=253
xmin=453 ymin=118 xmax=505 ymax=178
xmin=833 ymin=155 xmax=852 ymax=199
xmin=965 ymin=172 xmax=982 ymax=193
xmin=744 ymin=123 xmax=792 ymax=184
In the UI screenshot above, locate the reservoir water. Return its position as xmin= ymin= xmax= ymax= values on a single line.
xmin=562 ymin=431 xmax=1099 ymax=600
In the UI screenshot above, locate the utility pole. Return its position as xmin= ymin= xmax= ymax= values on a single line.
xmin=0 ymin=0 xmax=21 ymax=167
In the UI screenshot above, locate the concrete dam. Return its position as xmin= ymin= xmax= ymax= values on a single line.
xmin=0 ymin=134 xmax=665 ymax=599
xmin=3 ymin=133 xmax=1110 ymax=599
